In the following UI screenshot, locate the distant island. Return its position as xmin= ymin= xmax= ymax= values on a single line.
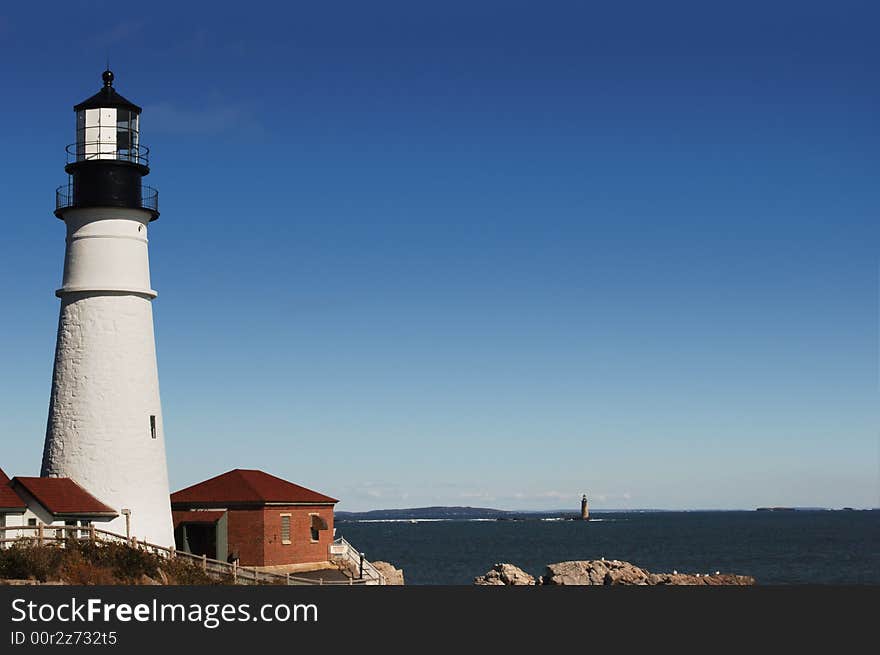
xmin=336 ymin=506 xmax=871 ymax=521
xmin=755 ymin=507 xmax=835 ymax=512
xmin=337 ymin=506 xmax=698 ymax=521
xmin=336 ymin=506 xmax=537 ymax=521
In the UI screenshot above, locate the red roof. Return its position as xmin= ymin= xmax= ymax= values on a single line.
xmin=172 ymin=510 xmax=225 ymax=529
xmin=171 ymin=469 xmax=338 ymax=507
xmin=0 ymin=468 xmax=26 ymax=511
xmin=12 ymin=477 xmax=117 ymax=517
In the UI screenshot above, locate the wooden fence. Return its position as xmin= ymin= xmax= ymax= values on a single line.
xmin=0 ymin=525 xmax=381 ymax=585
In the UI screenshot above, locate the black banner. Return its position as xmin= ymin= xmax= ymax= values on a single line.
xmin=1 ymin=585 xmax=877 ymax=650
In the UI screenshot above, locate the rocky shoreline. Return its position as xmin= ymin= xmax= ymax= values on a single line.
xmin=371 ymin=561 xmax=405 ymax=585
xmin=474 ymin=560 xmax=756 ymax=586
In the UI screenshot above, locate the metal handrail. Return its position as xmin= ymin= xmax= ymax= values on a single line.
xmin=55 ymin=183 xmax=158 ymax=213
xmin=330 ymin=535 xmax=385 ymax=584
xmin=65 ymin=142 xmax=150 ymax=167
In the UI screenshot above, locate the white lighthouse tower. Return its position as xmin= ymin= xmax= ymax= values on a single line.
xmin=41 ymin=70 xmax=174 ymax=547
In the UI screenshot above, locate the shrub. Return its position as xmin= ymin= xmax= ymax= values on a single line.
xmin=0 ymin=542 xmax=66 ymax=582
xmin=161 ymin=556 xmax=225 ymax=585
xmin=83 ymin=542 xmax=161 ymax=582
xmin=1 ymin=540 xmax=243 ymax=585
xmin=60 ymin=550 xmax=119 ymax=585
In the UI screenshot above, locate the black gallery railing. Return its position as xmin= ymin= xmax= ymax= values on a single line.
xmin=55 ymin=183 xmax=159 ymax=213
xmin=66 ymin=142 xmax=150 ymax=167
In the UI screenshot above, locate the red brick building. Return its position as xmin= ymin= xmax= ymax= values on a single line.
xmin=170 ymin=469 xmax=337 ymax=570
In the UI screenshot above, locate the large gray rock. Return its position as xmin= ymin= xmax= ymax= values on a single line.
xmin=647 ymin=572 xmax=755 ymax=586
xmin=540 ymin=560 xmax=602 ymax=585
xmin=372 ymin=561 xmax=405 ymax=585
xmin=474 ymin=563 xmax=536 ymax=586
xmin=539 ymin=560 xmax=755 ymax=585
xmin=540 ymin=559 xmax=648 ymax=585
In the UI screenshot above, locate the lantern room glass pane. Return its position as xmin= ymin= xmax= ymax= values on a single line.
xmin=79 ymin=108 xmax=117 ymax=160
xmin=116 ymin=110 xmax=139 ymax=161
xmin=72 ymin=108 xmax=141 ymax=164
xmin=75 ymin=111 xmax=86 ymax=160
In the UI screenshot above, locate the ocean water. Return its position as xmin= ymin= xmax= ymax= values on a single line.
xmin=336 ymin=511 xmax=880 ymax=585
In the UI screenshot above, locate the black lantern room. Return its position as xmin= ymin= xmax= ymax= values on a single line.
xmin=55 ymin=70 xmax=159 ymax=220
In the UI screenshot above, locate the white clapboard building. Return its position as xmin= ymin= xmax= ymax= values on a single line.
xmin=0 ymin=467 xmax=117 ymax=546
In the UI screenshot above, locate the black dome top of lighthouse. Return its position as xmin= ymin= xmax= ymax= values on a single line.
xmin=73 ymin=69 xmax=142 ymax=114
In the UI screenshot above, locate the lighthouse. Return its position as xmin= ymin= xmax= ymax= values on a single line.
xmin=41 ymin=70 xmax=174 ymax=547
xmin=580 ymin=494 xmax=590 ymax=521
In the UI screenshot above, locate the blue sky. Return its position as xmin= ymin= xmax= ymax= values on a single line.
xmin=0 ymin=1 xmax=877 ymax=510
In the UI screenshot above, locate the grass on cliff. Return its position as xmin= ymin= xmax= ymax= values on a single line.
xmin=0 ymin=539 xmax=232 ymax=585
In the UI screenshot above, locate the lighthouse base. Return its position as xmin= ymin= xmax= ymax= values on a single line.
xmin=42 ymin=292 xmax=174 ymax=547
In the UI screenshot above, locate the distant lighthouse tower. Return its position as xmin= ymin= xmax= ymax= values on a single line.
xmin=41 ymin=70 xmax=174 ymax=547
xmin=580 ymin=494 xmax=590 ymax=521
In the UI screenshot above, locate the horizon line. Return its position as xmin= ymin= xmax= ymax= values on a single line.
xmin=335 ymin=505 xmax=879 ymax=513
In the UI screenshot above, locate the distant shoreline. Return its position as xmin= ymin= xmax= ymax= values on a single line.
xmin=336 ymin=506 xmax=876 ymax=522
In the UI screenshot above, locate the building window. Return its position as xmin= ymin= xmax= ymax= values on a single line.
xmin=27 ymin=518 xmax=37 ymax=527
xmin=309 ymin=513 xmax=326 ymax=542
xmin=150 ymin=415 xmax=157 ymax=439
xmin=280 ymin=514 xmax=291 ymax=544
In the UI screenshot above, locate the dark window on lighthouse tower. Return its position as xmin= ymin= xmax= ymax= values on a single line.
xmin=150 ymin=415 xmax=157 ymax=439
